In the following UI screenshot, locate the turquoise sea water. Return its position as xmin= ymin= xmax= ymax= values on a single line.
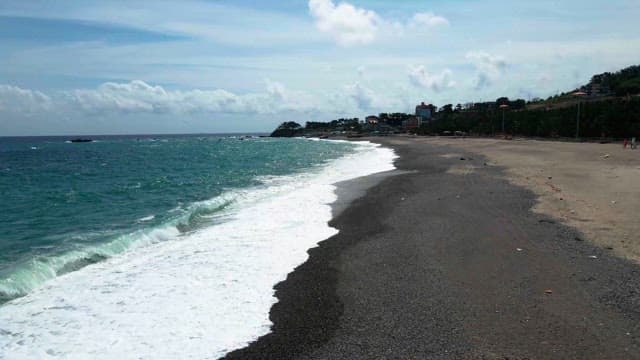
xmin=0 ymin=134 xmax=355 ymax=302
xmin=0 ymin=133 xmax=397 ymax=358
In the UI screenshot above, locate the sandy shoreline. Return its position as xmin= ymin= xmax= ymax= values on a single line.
xmin=225 ymin=136 xmax=640 ymax=359
xmin=424 ymin=137 xmax=640 ymax=262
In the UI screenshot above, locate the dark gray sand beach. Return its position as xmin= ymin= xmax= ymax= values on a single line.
xmin=225 ymin=137 xmax=640 ymax=359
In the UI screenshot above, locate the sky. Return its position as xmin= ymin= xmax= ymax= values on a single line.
xmin=1 ymin=0 xmax=639 ymax=135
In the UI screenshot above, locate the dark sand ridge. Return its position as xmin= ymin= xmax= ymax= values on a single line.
xmin=225 ymin=137 xmax=640 ymax=359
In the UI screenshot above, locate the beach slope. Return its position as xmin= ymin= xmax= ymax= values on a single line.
xmin=226 ymin=137 xmax=640 ymax=359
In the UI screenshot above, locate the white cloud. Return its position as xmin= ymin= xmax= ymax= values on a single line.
xmin=0 ymin=79 xmax=432 ymax=131
xmin=340 ymin=81 xmax=408 ymax=112
xmin=70 ymin=81 xmax=167 ymax=113
xmin=1 ymin=80 xmax=400 ymax=118
xmin=308 ymin=0 xmax=448 ymax=47
xmin=410 ymin=12 xmax=450 ymax=28
xmin=466 ymin=51 xmax=508 ymax=89
xmin=466 ymin=51 xmax=507 ymax=75
xmin=65 ymin=80 xmax=321 ymax=115
xmin=261 ymin=79 xmax=325 ymax=113
xmin=265 ymin=79 xmax=287 ymax=101
xmin=408 ymin=66 xmax=455 ymax=92
xmin=308 ymin=0 xmax=380 ymax=46
xmin=345 ymin=82 xmax=376 ymax=110
xmin=0 ymin=85 xmax=52 ymax=114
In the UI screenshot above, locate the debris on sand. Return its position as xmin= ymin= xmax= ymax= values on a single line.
xmin=538 ymin=219 xmax=556 ymax=224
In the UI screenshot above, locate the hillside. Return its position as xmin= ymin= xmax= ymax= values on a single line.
xmin=528 ymin=64 xmax=640 ymax=110
xmin=270 ymin=64 xmax=640 ymax=139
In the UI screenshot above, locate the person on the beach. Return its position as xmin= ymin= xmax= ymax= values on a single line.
xmin=624 ymin=138 xmax=629 ymax=149
xmin=632 ymin=137 xmax=637 ymax=150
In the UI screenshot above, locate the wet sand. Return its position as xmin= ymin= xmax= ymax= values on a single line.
xmin=225 ymin=136 xmax=640 ymax=359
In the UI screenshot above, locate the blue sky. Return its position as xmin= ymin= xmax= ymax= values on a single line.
xmin=1 ymin=0 xmax=639 ymax=135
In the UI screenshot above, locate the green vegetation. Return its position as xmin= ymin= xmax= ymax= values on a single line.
xmin=617 ymin=77 xmax=640 ymax=97
xmin=270 ymin=121 xmax=303 ymax=137
xmin=417 ymin=97 xmax=640 ymax=138
xmin=306 ymin=118 xmax=361 ymax=131
xmin=591 ymin=65 xmax=640 ymax=96
xmin=271 ymin=64 xmax=640 ymax=139
xmin=378 ymin=113 xmax=414 ymax=127
xmin=417 ymin=64 xmax=640 ymax=138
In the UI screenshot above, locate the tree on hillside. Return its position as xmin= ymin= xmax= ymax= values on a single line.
xmin=440 ymin=104 xmax=453 ymax=113
xmin=590 ymin=65 xmax=640 ymax=95
xmin=496 ymin=97 xmax=510 ymax=106
xmin=270 ymin=121 xmax=303 ymax=137
xmin=617 ymin=78 xmax=640 ymax=96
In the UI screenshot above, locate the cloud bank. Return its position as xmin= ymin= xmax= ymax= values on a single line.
xmin=0 ymin=79 xmax=409 ymax=123
xmin=65 ymin=80 xmax=324 ymax=115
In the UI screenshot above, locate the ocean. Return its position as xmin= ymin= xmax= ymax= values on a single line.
xmin=0 ymin=134 xmax=396 ymax=358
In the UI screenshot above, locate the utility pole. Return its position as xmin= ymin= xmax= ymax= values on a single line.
xmin=499 ymin=104 xmax=509 ymax=136
xmin=572 ymin=91 xmax=587 ymax=139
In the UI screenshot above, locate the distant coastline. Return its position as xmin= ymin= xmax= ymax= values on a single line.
xmin=271 ymin=64 xmax=640 ymax=141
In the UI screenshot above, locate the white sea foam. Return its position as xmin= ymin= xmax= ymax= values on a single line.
xmin=0 ymin=141 xmax=396 ymax=359
xmin=136 ymin=215 xmax=155 ymax=222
